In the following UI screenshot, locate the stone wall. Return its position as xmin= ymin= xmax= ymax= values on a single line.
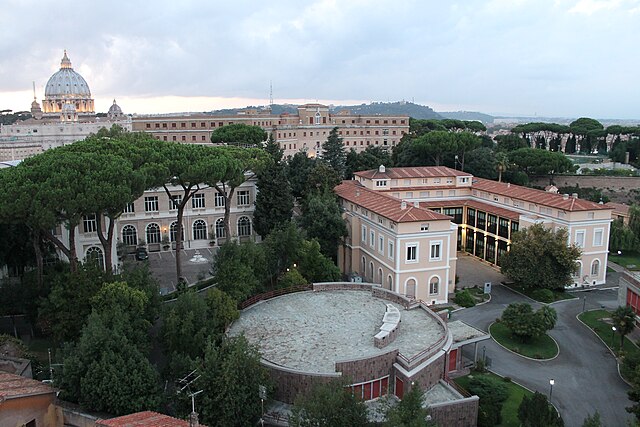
xmin=394 ymin=352 xmax=446 ymax=395
xmin=335 ymin=349 xmax=399 ymax=384
xmin=265 ymin=361 xmax=340 ymax=404
xmin=430 ymin=395 xmax=479 ymax=427
xmin=372 ymin=287 xmax=414 ymax=308
xmin=531 ymin=175 xmax=640 ymax=193
xmin=312 ymin=282 xmax=374 ymax=292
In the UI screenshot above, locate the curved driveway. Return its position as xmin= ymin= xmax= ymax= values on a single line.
xmin=452 ymin=259 xmax=633 ymax=427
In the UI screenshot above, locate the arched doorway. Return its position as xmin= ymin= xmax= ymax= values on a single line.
xmin=406 ymin=278 xmax=416 ymax=299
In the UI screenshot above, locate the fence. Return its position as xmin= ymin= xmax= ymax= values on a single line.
xmin=238 ymin=284 xmax=312 ymax=310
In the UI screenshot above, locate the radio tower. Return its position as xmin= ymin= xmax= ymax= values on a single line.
xmin=269 ymin=81 xmax=273 ymax=109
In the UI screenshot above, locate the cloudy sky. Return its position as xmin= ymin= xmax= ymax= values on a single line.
xmin=1 ymin=0 xmax=639 ymax=118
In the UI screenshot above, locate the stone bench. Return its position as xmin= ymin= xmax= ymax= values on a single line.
xmin=374 ymin=304 xmax=401 ymax=349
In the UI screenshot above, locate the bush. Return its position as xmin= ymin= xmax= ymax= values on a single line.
xmin=532 ymin=289 xmax=554 ymax=303
xmin=468 ymin=376 xmax=509 ymax=427
xmin=454 ymin=290 xmax=476 ymax=308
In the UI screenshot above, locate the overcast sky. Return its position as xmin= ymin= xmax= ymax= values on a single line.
xmin=1 ymin=0 xmax=639 ymax=118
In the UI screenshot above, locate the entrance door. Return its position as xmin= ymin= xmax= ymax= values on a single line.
xmin=395 ymin=377 xmax=404 ymax=399
xmin=448 ymin=348 xmax=458 ymax=372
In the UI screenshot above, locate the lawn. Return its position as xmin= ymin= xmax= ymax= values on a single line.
xmin=454 ymin=371 xmax=533 ymax=427
xmin=609 ymin=251 xmax=640 ymax=270
xmin=468 ymin=286 xmax=490 ymax=303
xmin=503 ymin=282 xmax=575 ymax=303
xmin=489 ymin=322 xmax=559 ymax=359
xmin=578 ymin=309 xmax=640 ymax=380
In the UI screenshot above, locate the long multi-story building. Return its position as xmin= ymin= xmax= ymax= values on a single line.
xmin=131 ymin=104 xmax=409 ymax=158
xmin=336 ymin=166 xmax=612 ymax=304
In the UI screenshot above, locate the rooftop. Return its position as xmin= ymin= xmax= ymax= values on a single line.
xmin=335 ymin=181 xmax=452 ymax=223
xmin=355 ymin=166 xmax=471 ymax=180
xmin=0 ymin=371 xmax=55 ymax=400
xmin=421 ymin=199 xmax=521 ymax=221
xmin=228 ymin=290 xmax=445 ymax=374
xmin=97 ymin=411 xmax=203 ymax=427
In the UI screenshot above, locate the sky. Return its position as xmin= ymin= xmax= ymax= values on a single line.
xmin=1 ymin=0 xmax=639 ymax=119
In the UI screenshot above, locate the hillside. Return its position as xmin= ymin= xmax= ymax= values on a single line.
xmin=437 ymin=111 xmax=494 ymax=124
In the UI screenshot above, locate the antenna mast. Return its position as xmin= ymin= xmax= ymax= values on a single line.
xmin=269 ymin=81 xmax=273 ymax=108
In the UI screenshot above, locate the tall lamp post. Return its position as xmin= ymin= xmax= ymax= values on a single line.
xmin=612 ymin=326 xmax=617 ymax=349
xmin=549 ymin=379 xmax=555 ymax=399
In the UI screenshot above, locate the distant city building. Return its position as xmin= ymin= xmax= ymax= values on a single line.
xmin=0 ymin=51 xmax=131 ymax=161
xmin=336 ymin=166 xmax=612 ymax=304
xmin=131 ymin=104 xmax=409 ymax=158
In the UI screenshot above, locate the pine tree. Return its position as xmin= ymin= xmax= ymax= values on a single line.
xmin=321 ymin=127 xmax=346 ymax=179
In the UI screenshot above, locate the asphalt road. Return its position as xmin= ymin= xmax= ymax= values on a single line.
xmin=451 ymin=283 xmax=633 ymax=427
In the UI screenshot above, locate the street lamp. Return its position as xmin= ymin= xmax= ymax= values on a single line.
xmin=549 ymin=379 xmax=555 ymax=399
xmin=582 ymin=296 xmax=587 ymax=313
xmin=612 ymin=326 xmax=617 ymax=349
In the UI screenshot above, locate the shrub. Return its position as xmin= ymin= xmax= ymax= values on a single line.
xmin=454 ymin=290 xmax=476 ymax=308
xmin=532 ymin=289 xmax=554 ymax=303
xmin=468 ymin=376 xmax=509 ymax=427
xmin=475 ymin=359 xmax=487 ymax=373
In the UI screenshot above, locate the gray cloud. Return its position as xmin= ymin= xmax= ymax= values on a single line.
xmin=1 ymin=0 xmax=639 ymax=118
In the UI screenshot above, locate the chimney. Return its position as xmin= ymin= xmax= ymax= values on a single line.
xmin=413 ymin=201 xmax=420 ymax=208
xmin=379 ymin=165 xmax=386 ymax=173
xmin=355 ymin=189 xmax=360 ymax=197
xmin=572 ymin=193 xmax=578 ymax=199
xmin=562 ymin=194 xmax=569 ymax=200
xmin=507 ymin=183 xmax=511 ymax=188
xmin=189 ymin=412 xmax=199 ymax=427
xmin=401 ymin=201 xmax=407 ymax=210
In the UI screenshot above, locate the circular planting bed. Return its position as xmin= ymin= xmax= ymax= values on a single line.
xmin=489 ymin=322 xmax=559 ymax=360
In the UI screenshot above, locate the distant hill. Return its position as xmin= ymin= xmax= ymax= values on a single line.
xmin=437 ymin=111 xmax=494 ymax=124
xmin=208 ymin=101 xmax=442 ymax=119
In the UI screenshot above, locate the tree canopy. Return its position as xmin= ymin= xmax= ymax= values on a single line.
xmin=210 ymin=123 xmax=267 ymax=146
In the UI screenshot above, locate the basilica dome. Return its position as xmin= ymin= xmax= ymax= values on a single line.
xmin=42 ymin=51 xmax=95 ymax=116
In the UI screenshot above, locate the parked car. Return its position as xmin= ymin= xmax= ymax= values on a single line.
xmin=135 ymin=247 xmax=148 ymax=261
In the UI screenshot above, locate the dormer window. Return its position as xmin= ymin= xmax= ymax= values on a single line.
xmin=376 ymin=180 xmax=387 ymax=187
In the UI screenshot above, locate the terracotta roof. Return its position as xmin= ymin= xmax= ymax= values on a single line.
xmin=471 ymin=178 xmax=612 ymax=212
xmin=606 ymin=202 xmax=630 ymax=216
xmin=0 ymin=372 xmax=55 ymax=400
xmin=355 ymin=166 xmax=471 ymax=180
xmin=97 ymin=411 xmax=204 ymax=427
xmin=388 ymin=185 xmax=459 ymax=192
xmin=335 ymin=181 xmax=451 ymax=223
xmin=420 ymin=199 xmax=520 ymax=221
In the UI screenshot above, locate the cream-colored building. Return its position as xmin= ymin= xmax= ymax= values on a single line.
xmin=131 ymin=104 xmax=409 ymax=158
xmin=336 ymin=166 xmax=612 ymax=304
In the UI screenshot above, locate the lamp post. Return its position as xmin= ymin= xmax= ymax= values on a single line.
xmin=582 ymin=296 xmax=586 ymax=313
xmin=482 ymin=345 xmax=486 ymax=363
xmin=612 ymin=326 xmax=617 ymax=349
xmin=549 ymin=379 xmax=555 ymax=399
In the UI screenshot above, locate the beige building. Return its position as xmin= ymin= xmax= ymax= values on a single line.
xmin=336 ymin=166 xmax=612 ymax=304
xmin=131 ymin=104 xmax=409 ymax=158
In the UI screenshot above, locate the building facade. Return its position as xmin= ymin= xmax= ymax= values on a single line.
xmin=131 ymin=104 xmax=409 ymax=158
xmin=336 ymin=166 xmax=612 ymax=304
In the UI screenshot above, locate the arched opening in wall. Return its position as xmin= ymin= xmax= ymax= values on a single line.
xmin=591 ymin=259 xmax=600 ymax=277
xmin=378 ymin=268 xmax=383 ymax=284
xmin=369 ymin=262 xmax=374 ymax=282
xmin=362 ymin=256 xmax=366 ymax=277
xmin=238 ymin=216 xmax=251 ymax=237
xmin=121 ymin=225 xmax=137 ymax=246
xmin=193 ymin=219 xmax=207 ymax=240
xmin=170 ymin=221 xmax=184 ymax=242
xmin=387 ymin=275 xmax=393 ymax=291
xmin=574 ymin=261 xmax=583 ymax=284
xmin=215 ymin=218 xmax=226 ymax=240
xmin=406 ymin=278 xmax=416 ymax=299
xmin=146 ymin=223 xmax=160 ymax=244
xmin=85 ymin=246 xmax=104 ymax=270
xmin=429 ymin=276 xmax=440 ymax=296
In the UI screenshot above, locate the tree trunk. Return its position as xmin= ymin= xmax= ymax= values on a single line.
xmin=215 ymin=183 xmax=236 ymax=241
xmin=95 ymin=213 xmax=116 ymax=276
xmin=41 ymin=228 xmax=72 ymax=269
xmin=31 ymin=229 xmax=44 ymax=288
xmin=175 ymin=205 xmax=185 ymax=284
xmin=68 ymin=223 xmax=78 ymax=273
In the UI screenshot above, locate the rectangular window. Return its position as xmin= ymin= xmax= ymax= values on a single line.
xmin=379 ymin=235 xmax=384 ymax=252
xmin=82 ymin=214 xmax=97 ymax=233
xmin=593 ymin=229 xmax=604 ymax=247
xmin=237 ymin=190 xmax=250 ymax=206
xmin=376 ymin=180 xmax=387 ymax=187
xmin=487 ymin=214 xmax=497 ymax=234
xmin=421 ymin=224 xmax=429 ymax=232
xmin=498 ymin=218 xmax=509 ymax=238
xmin=466 ymin=208 xmax=476 ymax=227
xmin=123 ymin=202 xmax=135 ymax=213
xmin=406 ymin=192 xmax=413 ymax=198
xmin=192 ymin=193 xmax=205 ymax=209
xmin=575 ymin=230 xmax=585 ymax=248
xmin=406 ymin=244 xmax=417 ymax=262
xmin=388 ymin=241 xmax=394 ymax=259
xmin=430 ymin=242 xmax=442 ymax=261
xmin=170 ymin=195 xmax=182 ymax=210
xmin=362 ymin=225 xmax=367 ymax=242
xmin=215 ymin=192 xmax=226 ymax=208
xmin=144 ymin=196 xmax=158 ymax=212
xmin=370 ymin=230 xmax=375 ymax=247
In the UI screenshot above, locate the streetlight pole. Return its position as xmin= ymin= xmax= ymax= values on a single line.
xmin=612 ymin=326 xmax=617 ymax=349
xmin=582 ymin=296 xmax=586 ymax=313
xmin=549 ymin=379 xmax=555 ymax=400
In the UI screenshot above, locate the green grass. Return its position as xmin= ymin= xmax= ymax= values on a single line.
xmin=468 ymin=286 xmax=490 ymax=302
xmin=454 ymin=371 xmax=533 ymax=427
xmin=578 ymin=309 xmax=639 ymax=358
xmin=490 ymin=322 xmax=559 ymax=359
xmin=609 ymin=251 xmax=640 ymax=270
xmin=504 ymin=283 xmax=575 ymax=302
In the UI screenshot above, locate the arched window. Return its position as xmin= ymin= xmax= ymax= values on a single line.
xmin=146 ymin=223 xmax=161 ymax=244
xmin=85 ymin=246 xmax=104 ymax=270
xmin=387 ymin=275 xmax=393 ymax=291
xmin=574 ymin=261 xmax=583 ymax=278
xmin=122 ymin=225 xmax=137 ymax=246
xmin=429 ymin=276 xmax=440 ymax=295
xmin=361 ymin=257 xmax=366 ymax=276
xmin=378 ymin=268 xmax=383 ymax=284
xmin=215 ymin=218 xmax=226 ymax=239
xmin=170 ymin=221 xmax=184 ymax=242
xmin=238 ymin=216 xmax=251 ymax=237
xmin=193 ymin=219 xmax=207 ymax=240
xmin=591 ymin=259 xmax=600 ymax=276
xmin=369 ymin=262 xmax=374 ymax=281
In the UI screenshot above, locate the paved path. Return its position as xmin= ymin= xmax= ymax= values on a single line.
xmin=451 ymin=284 xmax=633 ymax=427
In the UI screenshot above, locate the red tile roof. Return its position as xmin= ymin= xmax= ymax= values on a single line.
xmin=606 ymin=202 xmax=630 ymax=216
xmin=97 ymin=411 xmax=204 ymax=427
xmin=355 ymin=166 xmax=471 ymax=180
xmin=335 ymin=181 xmax=451 ymax=222
xmin=0 ymin=372 xmax=55 ymax=400
xmin=472 ymin=178 xmax=612 ymax=212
